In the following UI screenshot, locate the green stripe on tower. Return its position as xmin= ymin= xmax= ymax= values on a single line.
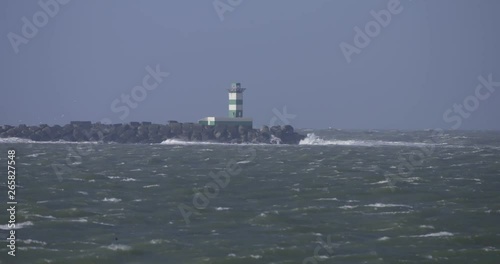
xmin=229 ymin=99 xmax=243 ymax=104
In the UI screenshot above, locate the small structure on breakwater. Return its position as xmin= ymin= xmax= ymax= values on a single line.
xmin=198 ymin=82 xmax=253 ymax=128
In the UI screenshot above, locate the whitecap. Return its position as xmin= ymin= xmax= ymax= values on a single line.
xmin=103 ymin=198 xmax=121 ymax=202
xmin=91 ymin=221 xmax=114 ymax=226
xmin=0 ymin=221 xmax=33 ymax=230
xmin=366 ymin=203 xmax=412 ymax=208
xmin=366 ymin=210 xmax=413 ymax=215
xmin=69 ymin=218 xmax=88 ymax=223
xmin=0 ymin=138 xmax=100 ymax=145
xmin=299 ymin=133 xmax=444 ymax=148
xmin=150 ymin=239 xmax=169 ymax=244
xmin=371 ymin=180 xmax=389 ymax=185
xmin=339 ymin=205 xmax=358 ymax=209
xmin=143 ymin=184 xmax=159 ymax=188
xmin=26 ymin=153 xmax=46 ymax=158
xmin=407 ymin=232 xmax=453 ymax=238
xmin=378 ymin=236 xmax=390 ymax=241
xmin=160 ymin=139 xmax=265 ymax=146
xmin=315 ymin=198 xmax=338 ymax=201
xmin=0 ymin=137 xmax=35 ymax=144
xmin=215 ymin=207 xmax=231 ymax=211
xmin=483 ymin=246 xmax=500 ymax=252
xmin=20 ymin=239 xmax=47 ymax=245
xmin=101 ymin=244 xmax=131 ymax=251
xmin=122 ymin=178 xmax=137 ymax=182
xmin=31 ymin=214 xmax=56 ymax=219
xmin=161 ymin=139 xmax=217 ymax=145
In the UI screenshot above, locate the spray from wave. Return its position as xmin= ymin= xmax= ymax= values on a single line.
xmin=160 ymin=139 xmax=222 ymax=145
xmin=299 ymin=133 xmax=442 ymax=147
xmin=160 ymin=139 xmax=267 ymax=146
xmin=0 ymin=137 xmax=100 ymax=144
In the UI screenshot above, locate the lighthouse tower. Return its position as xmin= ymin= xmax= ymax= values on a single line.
xmin=198 ymin=82 xmax=253 ymax=127
xmin=228 ymin=82 xmax=245 ymax=118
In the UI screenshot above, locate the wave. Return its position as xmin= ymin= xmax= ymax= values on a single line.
xmin=215 ymin=207 xmax=231 ymax=211
xmin=0 ymin=221 xmax=33 ymax=230
xmin=121 ymin=178 xmax=137 ymax=182
xmin=0 ymin=137 xmax=34 ymax=144
xmin=365 ymin=203 xmax=412 ymax=208
xmin=19 ymin=239 xmax=47 ymax=245
xmin=160 ymin=139 xmax=267 ymax=146
xmin=101 ymin=244 xmax=132 ymax=251
xmin=26 ymin=153 xmax=47 ymax=157
xmin=102 ymin=198 xmax=121 ymax=203
xmin=299 ymin=133 xmax=443 ymax=147
xmin=0 ymin=137 xmax=100 ymax=144
xmin=407 ymin=232 xmax=454 ymax=238
xmin=160 ymin=139 xmax=225 ymax=145
xmin=143 ymin=184 xmax=160 ymax=188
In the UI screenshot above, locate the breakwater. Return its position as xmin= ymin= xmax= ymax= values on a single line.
xmin=0 ymin=121 xmax=305 ymax=144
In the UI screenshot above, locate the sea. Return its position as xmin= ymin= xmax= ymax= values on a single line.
xmin=0 ymin=129 xmax=499 ymax=264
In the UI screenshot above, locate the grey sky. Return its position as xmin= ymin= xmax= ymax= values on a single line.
xmin=1 ymin=0 xmax=499 ymax=129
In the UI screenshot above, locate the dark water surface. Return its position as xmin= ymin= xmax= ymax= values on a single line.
xmin=0 ymin=130 xmax=499 ymax=263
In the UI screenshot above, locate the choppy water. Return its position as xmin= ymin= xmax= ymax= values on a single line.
xmin=0 ymin=130 xmax=499 ymax=263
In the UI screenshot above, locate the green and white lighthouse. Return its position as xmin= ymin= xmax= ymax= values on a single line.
xmin=198 ymin=82 xmax=253 ymax=128
xmin=228 ymin=82 xmax=245 ymax=118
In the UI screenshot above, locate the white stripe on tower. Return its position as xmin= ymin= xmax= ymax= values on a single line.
xmin=229 ymin=105 xmax=243 ymax=110
xmin=229 ymin=93 xmax=243 ymax=100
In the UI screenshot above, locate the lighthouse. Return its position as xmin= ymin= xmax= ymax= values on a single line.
xmin=198 ymin=82 xmax=253 ymax=128
xmin=228 ymin=82 xmax=245 ymax=118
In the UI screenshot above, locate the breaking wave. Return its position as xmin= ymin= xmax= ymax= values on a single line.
xmin=0 ymin=137 xmax=100 ymax=144
xmin=160 ymin=139 xmax=222 ymax=145
xmin=160 ymin=139 xmax=265 ymax=146
xmin=299 ymin=133 xmax=442 ymax=147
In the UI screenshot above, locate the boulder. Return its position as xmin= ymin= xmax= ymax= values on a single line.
xmin=71 ymin=121 xmax=92 ymax=129
xmin=159 ymin=125 xmax=171 ymax=140
xmin=130 ymin=122 xmax=141 ymax=127
xmin=170 ymin=123 xmax=182 ymax=135
xmin=201 ymin=126 xmax=214 ymax=141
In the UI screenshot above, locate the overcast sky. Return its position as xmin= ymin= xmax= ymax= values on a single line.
xmin=1 ymin=0 xmax=499 ymax=129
